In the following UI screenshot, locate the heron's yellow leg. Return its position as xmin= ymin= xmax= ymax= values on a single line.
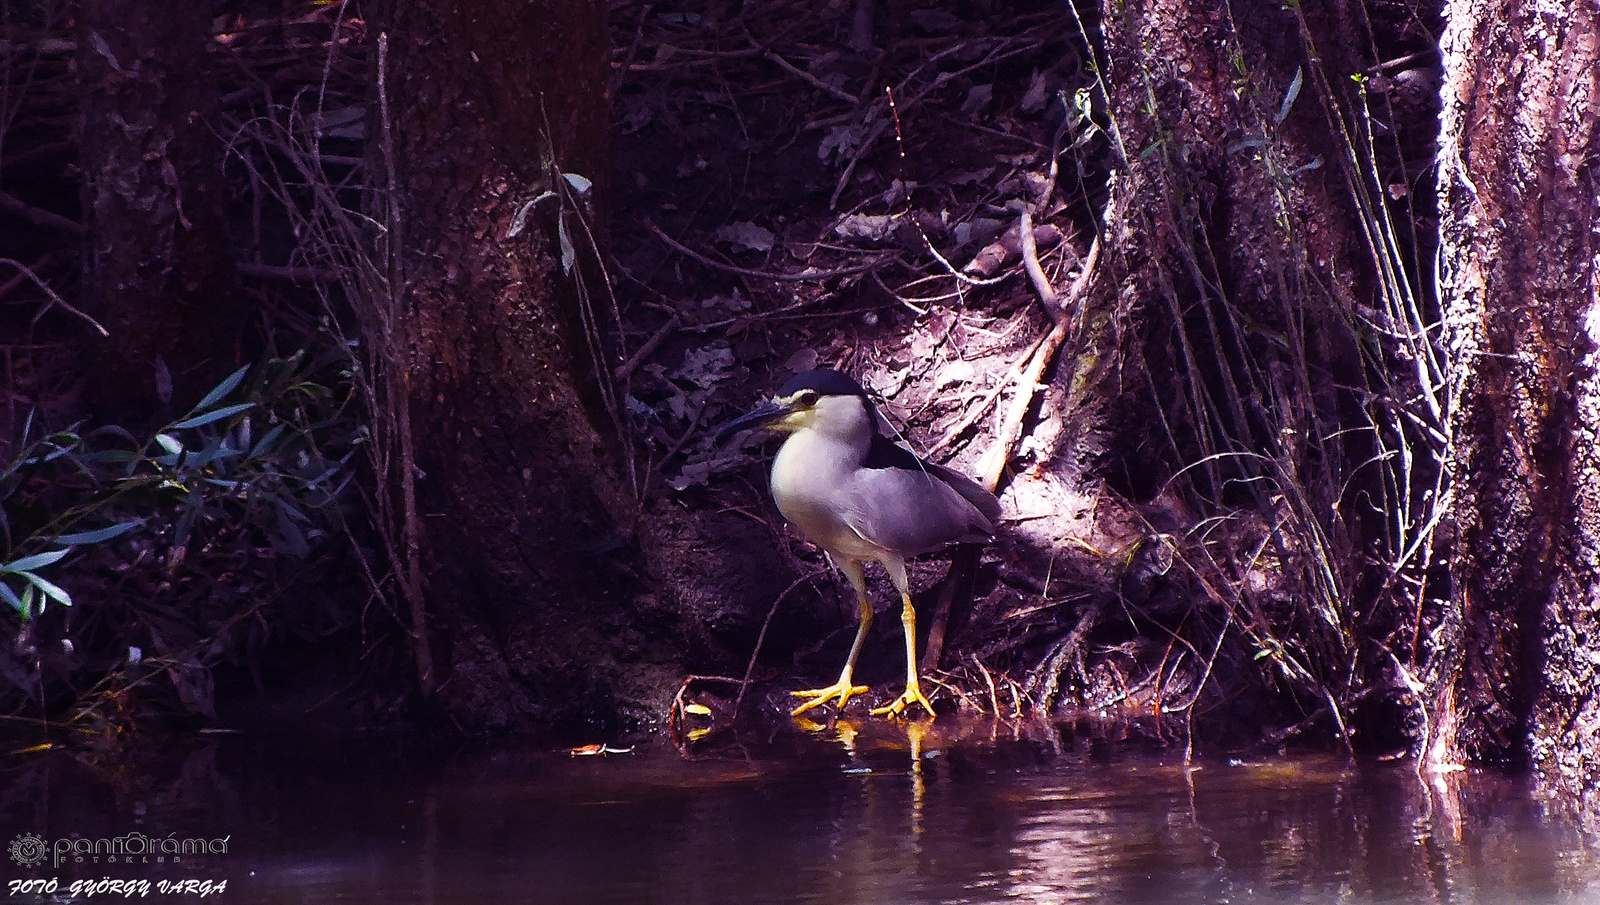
xmin=872 ymin=584 xmax=936 ymax=719
xmin=793 ymin=561 xmax=872 ymax=716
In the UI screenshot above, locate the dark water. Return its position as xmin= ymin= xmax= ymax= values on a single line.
xmin=4 ymin=718 xmax=1599 ymax=904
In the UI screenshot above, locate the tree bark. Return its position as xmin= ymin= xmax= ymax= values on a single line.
xmin=1069 ymin=0 xmax=1432 ymax=741
xmin=77 ymin=0 xmax=242 ymax=420
xmin=379 ymin=0 xmax=664 ymax=735
xmin=1430 ymin=0 xmax=1600 ymax=783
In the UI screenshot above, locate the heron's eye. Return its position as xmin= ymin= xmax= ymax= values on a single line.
xmin=796 ymin=390 xmax=820 ymax=407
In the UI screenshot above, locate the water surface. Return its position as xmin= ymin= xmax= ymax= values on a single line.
xmin=3 ymin=719 xmax=1597 ymax=904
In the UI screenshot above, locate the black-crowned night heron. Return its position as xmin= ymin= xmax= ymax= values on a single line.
xmin=720 ymin=369 xmax=1001 ymax=719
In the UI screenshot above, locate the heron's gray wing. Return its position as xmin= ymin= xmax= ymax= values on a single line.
xmin=919 ymin=459 xmax=1002 ymax=524
xmin=858 ymin=434 xmax=1000 ymax=531
xmin=840 ymin=464 xmax=994 ymax=557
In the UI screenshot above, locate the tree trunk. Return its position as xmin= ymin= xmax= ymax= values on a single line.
xmin=77 ymin=0 xmax=242 ymax=420
xmin=1430 ymin=0 xmax=1600 ymax=783
xmin=379 ymin=0 xmax=664 ymax=736
xmin=1071 ymin=0 xmax=1438 ymax=743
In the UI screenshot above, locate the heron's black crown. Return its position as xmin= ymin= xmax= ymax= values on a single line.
xmin=780 ymin=368 xmax=869 ymax=400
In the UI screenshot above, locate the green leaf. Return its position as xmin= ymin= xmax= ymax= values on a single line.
xmin=1275 ymin=67 xmax=1303 ymax=125
xmin=88 ymin=423 xmax=139 ymax=445
xmin=53 ymin=520 xmax=143 ymax=546
xmin=172 ymin=402 xmax=255 ymax=431
xmin=1228 ymin=136 xmax=1269 ymax=155
xmin=557 ymin=214 xmax=577 ymax=275
xmin=174 ymin=436 xmax=239 ymax=470
xmin=174 ymin=504 xmax=198 ymax=547
xmin=39 ymin=442 xmax=79 ymax=463
xmin=562 ymin=172 xmax=593 ymax=195
xmin=2 ymin=549 xmax=69 ymax=572
xmin=276 ymin=497 xmax=309 ymax=522
xmin=249 ymin=424 xmax=287 ymax=460
xmin=82 ymin=449 xmax=141 ymax=465
xmin=0 ymin=581 xmax=21 ymax=612
xmin=21 ymin=571 xmax=71 ymax=607
xmin=506 ymin=193 xmax=556 ymax=239
xmin=192 ymin=366 xmax=249 ymax=414
xmin=155 ymin=434 xmax=184 ymax=456
xmin=275 ymin=505 xmax=309 ymax=557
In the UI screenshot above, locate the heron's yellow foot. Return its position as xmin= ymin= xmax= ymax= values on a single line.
xmin=791 ymin=681 xmax=870 ymax=715
xmin=871 ymin=683 xmax=936 ymax=719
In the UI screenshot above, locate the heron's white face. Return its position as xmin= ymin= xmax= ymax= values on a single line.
xmin=765 ymin=391 xmax=873 ymax=441
xmin=760 ymin=387 xmax=823 ymax=433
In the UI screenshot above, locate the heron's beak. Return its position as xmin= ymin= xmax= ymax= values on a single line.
xmin=713 ymin=399 xmax=792 ymax=443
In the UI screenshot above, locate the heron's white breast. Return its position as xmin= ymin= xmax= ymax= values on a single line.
xmin=770 ymin=429 xmax=885 ymax=561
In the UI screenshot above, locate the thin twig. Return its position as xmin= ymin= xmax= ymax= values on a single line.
xmin=734 ymin=570 xmax=828 ymax=716
xmin=0 ymin=190 xmax=84 ymax=237
xmin=615 ymin=314 xmax=679 ymax=381
xmin=0 ymin=255 xmax=50 ymax=300
xmin=1018 ymin=209 xmax=1061 ymax=320
xmin=646 ymin=220 xmax=883 ymax=282
xmin=377 ymin=32 xmax=432 ymax=694
xmin=763 ymin=49 xmax=861 ymax=104
xmin=974 ymin=653 xmax=1000 ymax=714
xmin=1 ymin=258 xmax=107 ymax=336
xmin=920 ymin=544 xmax=979 ymax=674
xmin=236 ymin=262 xmax=340 ymax=282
